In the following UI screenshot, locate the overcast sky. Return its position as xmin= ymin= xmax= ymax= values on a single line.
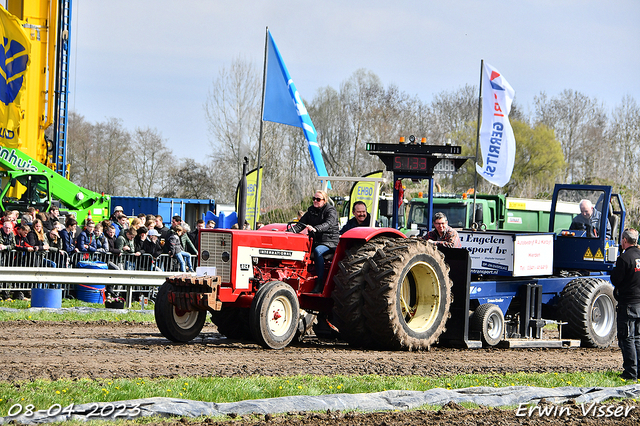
xmin=64 ymin=0 xmax=639 ymax=161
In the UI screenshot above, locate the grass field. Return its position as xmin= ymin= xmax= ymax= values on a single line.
xmin=0 ymin=371 xmax=635 ymax=419
xmin=0 ymin=298 xmax=154 ymax=322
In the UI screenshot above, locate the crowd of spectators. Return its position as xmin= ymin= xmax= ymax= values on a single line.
xmin=0 ymin=205 xmax=277 ymax=300
xmin=0 ymin=206 xmax=206 ymax=292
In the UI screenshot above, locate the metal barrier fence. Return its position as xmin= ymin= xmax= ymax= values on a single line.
xmin=0 ymin=250 xmax=197 ymax=305
xmin=67 ymin=252 xmax=185 ymax=272
xmin=0 ymin=249 xmax=69 ymax=269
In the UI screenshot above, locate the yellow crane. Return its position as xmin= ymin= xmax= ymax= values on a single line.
xmin=2 ymin=0 xmax=66 ymax=171
xmin=0 ymin=1 xmax=110 ymax=224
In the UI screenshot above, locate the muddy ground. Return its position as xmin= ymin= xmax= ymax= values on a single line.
xmin=0 ymin=320 xmax=635 ymax=425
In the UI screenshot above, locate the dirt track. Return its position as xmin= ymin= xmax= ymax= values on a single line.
xmin=0 ymin=320 xmax=625 ymax=381
xmin=0 ymin=320 xmax=635 ymax=425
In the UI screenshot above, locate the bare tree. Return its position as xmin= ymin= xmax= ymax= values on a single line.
xmin=67 ymin=111 xmax=95 ymax=185
xmin=68 ymin=115 xmax=130 ymax=195
xmin=161 ymin=158 xmax=218 ymax=199
xmin=339 ymin=69 xmax=384 ymax=176
xmin=609 ymin=95 xmax=640 ymax=188
xmin=310 ymin=85 xmax=347 ymax=176
xmin=92 ymin=118 xmax=131 ymax=195
xmin=204 ymin=56 xmax=260 ymax=183
xmin=311 ymin=69 xmax=418 ymax=180
xmin=129 ymin=127 xmax=175 ymax=197
xmin=428 ymin=84 xmax=478 ymax=144
xmin=533 ymin=90 xmax=606 ymax=182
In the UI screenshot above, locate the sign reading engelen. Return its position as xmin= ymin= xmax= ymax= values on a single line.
xmin=458 ymin=231 xmax=554 ymax=277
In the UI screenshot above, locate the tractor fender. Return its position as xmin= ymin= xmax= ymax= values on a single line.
xmin=334 ymin=227 xmax=406 ymax=268
xmin=340 ymin=226 xmax=407 ymax=242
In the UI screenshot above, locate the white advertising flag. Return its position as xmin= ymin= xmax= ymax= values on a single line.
xmin=475 ymin=63 xmax=516 ymax=187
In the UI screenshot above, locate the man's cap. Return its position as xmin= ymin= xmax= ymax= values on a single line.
xmin=114 ymin=206 xmax=124 ymax=212
xmin=148 ymin=229 xmax=160 ymax=237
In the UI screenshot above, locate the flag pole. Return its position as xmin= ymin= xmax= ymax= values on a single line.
xmin=253 ymin=27 xmax=269 ymax=230
xmin=472 ymin=59 xmax=483 ymax=226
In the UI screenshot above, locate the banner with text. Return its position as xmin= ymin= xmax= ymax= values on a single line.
xmin=348 ymin=170 xmax=384 ymax=218
xmin=476 ymin=62 xmax=516 ymax=187
xmin=458 ymin=231 xmax=554 ymax=277
xmin=235 ymin=167 xmax=263 ymax=228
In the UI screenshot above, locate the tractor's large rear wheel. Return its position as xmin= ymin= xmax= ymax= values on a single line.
xmin=331 ymin=241 xmax=379 ymax=348
xmin=250 ymin=281 xmax=300 ymax=349
xmin=560 ymin=277 xmax=617 ymax=348
xmin=154 ymin=281 xmax=206 ymax=343
xmin=210 ymin=307 xmax=251 ymax=340
xmin=362 ymin=238 xmax=452 ymax=350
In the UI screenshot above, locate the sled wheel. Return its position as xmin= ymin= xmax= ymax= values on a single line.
xmin=560 ymin=277 xmax=616 ymax=348
xmin=470 ymin=303 xmax=504 ymax=347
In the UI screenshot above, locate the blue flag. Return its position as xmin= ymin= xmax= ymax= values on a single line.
xmin=263 ymin=30 xmax=330 ymax=186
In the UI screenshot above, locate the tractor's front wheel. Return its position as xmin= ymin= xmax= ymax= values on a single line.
xmin=362 ymin=238 xmax=452 ymax=350
xmin=250 ymin=281 xmax=300 ymax=349
xmin=154 ymin=281 xmax=206 ymax=342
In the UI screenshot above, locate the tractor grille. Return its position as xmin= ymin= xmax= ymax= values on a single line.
xmin=199 ymin=232 xmax=232 ymax=283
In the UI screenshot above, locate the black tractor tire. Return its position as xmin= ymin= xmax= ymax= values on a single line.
xmin=154 ymin=281 xmax=207 ymax=343
xmin=250 ymin=281 xmax=300 ymax=349
xmin=362 ymin=237 xmax=452 ymax=350
xmin=331 ymin=241 xmax=380 ymax=348
xmin=210 ymin=307 xmax=252 ymax=340
xmin=559 ymin=277 xmax=617 ymax=348
xmin=470 ymin=303 xmax=504 ymax=347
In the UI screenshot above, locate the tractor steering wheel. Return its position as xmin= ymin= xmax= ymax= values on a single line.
xmin=287 ymin=221 xmax=306 ymax=233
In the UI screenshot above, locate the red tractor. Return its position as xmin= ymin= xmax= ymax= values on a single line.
xmin=156 ymin=139 xmax=623 ymax=351
xmin=154 ymin=225 xmax=452 ymax=350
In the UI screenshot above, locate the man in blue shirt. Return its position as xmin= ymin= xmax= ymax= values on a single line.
xmin=570 ymin=199 xmax=611 ymax=238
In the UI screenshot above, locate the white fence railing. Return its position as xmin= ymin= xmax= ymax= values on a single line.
xmin=0 ymin=250 xmax=197 ymax=308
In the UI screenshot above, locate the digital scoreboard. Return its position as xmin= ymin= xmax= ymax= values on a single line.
xmin=367 ymin=139 xmax=470 ymax=177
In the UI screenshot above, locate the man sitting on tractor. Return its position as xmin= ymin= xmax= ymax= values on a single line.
xmin=570 ymin=199 xmax=611 ymax=239
xmin=340 ymin=201 xmax=379 ymax=234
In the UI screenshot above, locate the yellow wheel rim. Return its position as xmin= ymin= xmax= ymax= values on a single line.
xmin=400 ymin=261 xmax=441 ymax=333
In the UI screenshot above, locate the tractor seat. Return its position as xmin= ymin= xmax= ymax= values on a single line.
xmin=310 ymin=248 xmax=335 ymax=262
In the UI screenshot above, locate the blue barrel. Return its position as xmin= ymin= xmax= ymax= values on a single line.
xmin=77 ymin=261 xmax=108 ymax=270
xmin=77 ymin=284 xmax=105 ymax=304
xmin=31 ymin=288 xmax=63 ymax=309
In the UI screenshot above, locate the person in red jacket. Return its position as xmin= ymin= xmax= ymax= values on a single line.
xmin=14 ymin=225 xmax=34 ymax=253
xmin=611 ymin=228 xmax=640 ymax=380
